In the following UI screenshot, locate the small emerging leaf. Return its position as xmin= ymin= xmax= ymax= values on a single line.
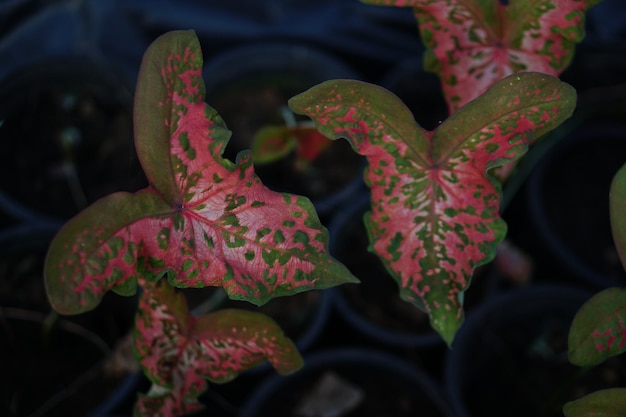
xmin=568 ymin=287 xmax=626 ymax=366
xmin=363 ymin=0 xmax=601 ymax=112
xmin=252 ymin=124 xmax=333 ymax=170
xmin=563 ymin=388 xmax=626 ymax=417
xmin=251 ymin=125 xmax=297 ymax=164
xmin=45 ymin=30 xmax=357 ymax=314
xmin=290 ymin=73 xmax=576 ymax=344
xmin=134 ymin=279 xmax=303 ymax=417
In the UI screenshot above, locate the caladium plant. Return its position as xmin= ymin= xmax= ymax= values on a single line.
xmin=289 ymin=73 xmax=576 ymax=344
xmin=251 ymin=107 xmax=333 ymax=172
xmin=44 ymin=30 xmax=356 ymax=416
xmin=362 ymin=0 xmax=601 ymax=113
xmin=563 ymin=162 xmax=626 ymax=417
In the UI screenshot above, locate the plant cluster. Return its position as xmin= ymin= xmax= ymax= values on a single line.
xmin=43 ymin=0 xmax=624 ymax=416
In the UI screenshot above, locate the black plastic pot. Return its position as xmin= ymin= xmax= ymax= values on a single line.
xmin=328 ymin=193 xmax=444 ymax=349
xmin=240 ymin=347 xmax=454 ymax=417
xmin=379 ymin=55 xmax=449 ymax=131
xmin=202 ymin=42 xmax=366 ymax=217
xmin=0 ymin=223 xmax=140 ymax=417
xmin=445 ymin=284 xmax=626 ymax=417
xmin=526 ymin=124 xmax=626 ymax=289
xmin=0 ymin=56 xmax=146 ymax=224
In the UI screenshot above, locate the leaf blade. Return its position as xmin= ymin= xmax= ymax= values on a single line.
xmin=133 ymin=280 xmax=303 ymax=417
xmin=568 ymin=287 xmax=626 ymax=367
xmin=563 ymin=388 xmax=626 ymax=417
xmin=44 ymin=189 xmax=173 ymax=314
xmin=362 ymin=0 xmax=600 ymax=111
xmin=289 ymin=73 xmax=575 ymax=344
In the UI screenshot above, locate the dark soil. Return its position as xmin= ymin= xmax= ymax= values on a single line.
xmin=0 ymin=59 xmax=147 ymax=221
xmin=453 ymin=292 xmax=626 ymax=417
xmin=253 ymin=357 xmax=450 ymax=417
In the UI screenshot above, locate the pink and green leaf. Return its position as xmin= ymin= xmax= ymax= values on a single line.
xmin=362 ymin=0 xmax=601 ymax=112
xmin=568 ymin=287 xmax=626 ymax=366
xmin=563 ymin=388 xmax=626 ymax=417
xmin=289 ymin=73 xmax=576 ymax=344
xmin=45 ymin=30 xmax=357 ymax=315
xmin=133 ymin=279 xmax=302 ymax=417
xmin=610 ymin=162 xmax=626 ymax=272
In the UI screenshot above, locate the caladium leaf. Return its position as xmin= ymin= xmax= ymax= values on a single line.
xmin=563 ymin=388 xmax=626 ymax=417
xmin=610 ymin=162 xmax=626 ymax=272
xmin=362 ymin=0 xmax=600 ymax=112
xmin=44 ymin=30 xmax=356 ymax=314
xmin=134 ymin=279 xmax=302 ymax=417
xmin=568 ymin=287 xmax=626 ymax=366
xmin=289 ymin=73 xmax=576 ymax=344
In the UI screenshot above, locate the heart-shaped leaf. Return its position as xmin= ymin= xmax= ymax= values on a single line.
xmin=45 ymin=30 xmax=356 ymax=315
xmin=289 ymin=73 xmax=576 ymax=344
xmin=568 ymin=287 xmax=626 ymax=366
xmin=362 ymin=0 xmax=600 ymax=112
xmin=563 ymin=388 xmax=626 ymax=417
xmin=134 ymin=279 xmax=302 ymax=417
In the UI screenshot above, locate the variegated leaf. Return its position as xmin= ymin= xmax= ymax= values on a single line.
xmin=610 ymin=162 xmax=626 ymax=272
xmin=45 ymin=30 xmax=356 ymax=314
xmin=568 ymin=287 xmax=626 ymax=366
xmin=289 ymin=73 xmax=576 ymax=344
xmin=563 ymin=388 xmax=626 ymax=417
xmin=362 ymin=0 xmax=601 ymax=112
xmin=134 ymin=279 xmax=302 ymax=417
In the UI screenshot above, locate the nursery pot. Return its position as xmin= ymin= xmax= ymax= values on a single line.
xmin=0 ymin=56 xmax=146 ymax=223
xmin=445 ymin=284 xmax=626 ymax=417
xmin=202 ymin=42 xmax=366 ymax=216
xmin=380 ymin=55 xmax=448 ymax=131
xmin=526 ymin=124 xmax=626 ymax=289
xmin=0 ymin=223 xmax=140 ymax=417
xmin=240 ymin=347 xmax=454 ymax=417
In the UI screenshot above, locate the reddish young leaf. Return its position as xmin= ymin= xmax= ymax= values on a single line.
xmin=289 ymin=73 xmax=576 ymax=344
xmin=252 ymin=124 xmax=333 ymax=169
xmin=293 ymin=125 xmax=333 ymax=165
xmin=563 ymin=388 xmax=626 ymax=417
xmin=44 ymin=30 xmax=357 ymax=314
xmin=133 ymin=279 xmax=302 ymax=417
xmin=568 ymin=287 xmax=626 ymax=366
xmin=363 ymin=0 xmax=601 ymax=112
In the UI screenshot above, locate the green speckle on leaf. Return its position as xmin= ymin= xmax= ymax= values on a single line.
xmin=256 ymin=228 xmax=271 ymax=240
xmin=182 ymin=259 xmax=194 ymax=271
xmin=179 ymin=132 xmax=196 ymax=160
xmin=293 ymin=230 xmax=310 ymax=246
xmin=387 ymin=232 xmax=404 ymax=262
xmin=274 ymin=230 xmax=286 ymax=244
xmin=149 ymin=256 xmax=165 ymax=268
